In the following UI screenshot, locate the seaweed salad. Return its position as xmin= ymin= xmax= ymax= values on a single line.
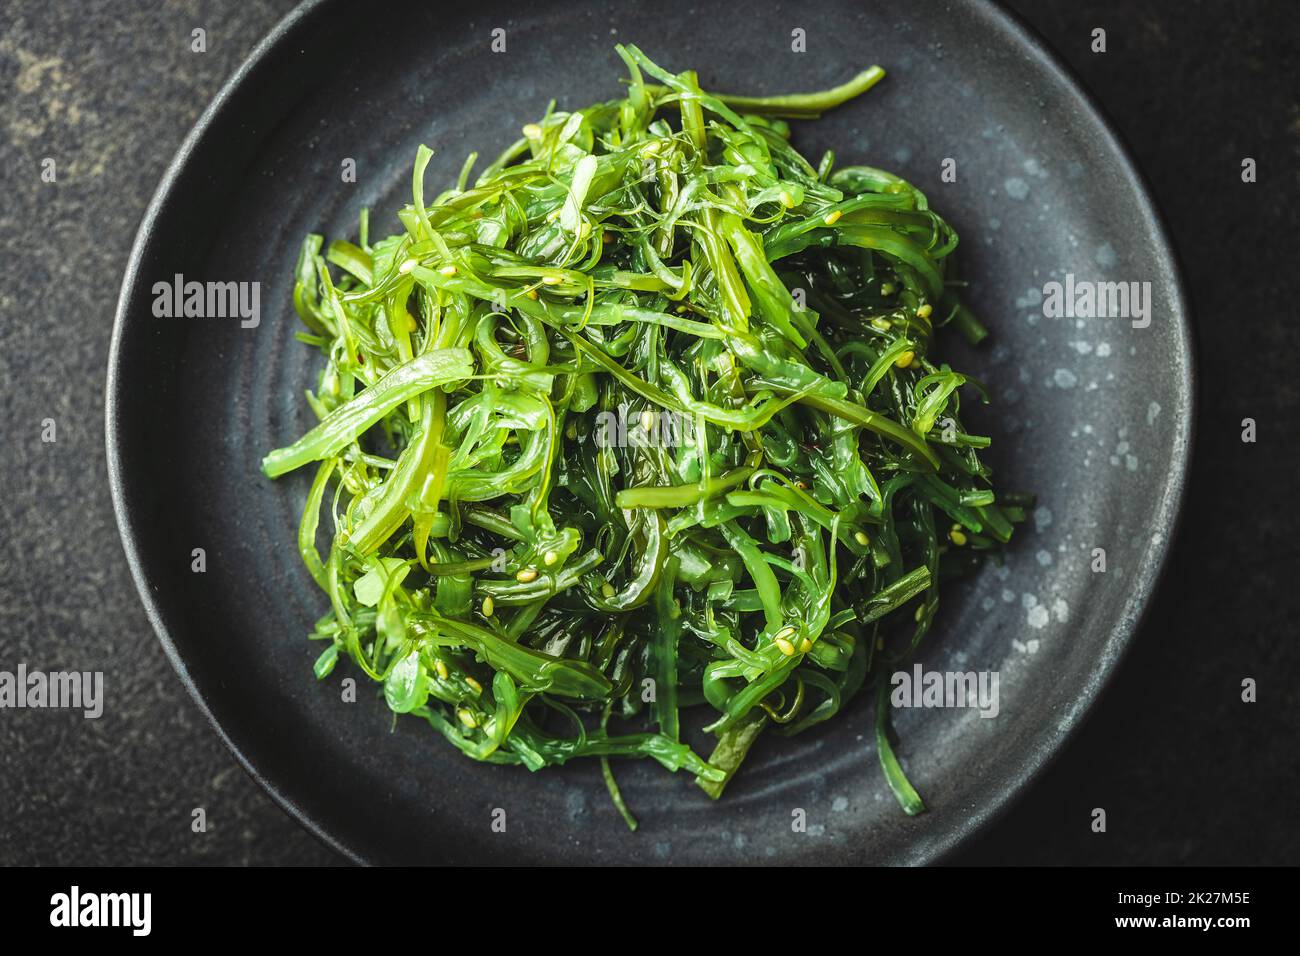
xmin=263 ymin=45 xmax=1026 ymax=828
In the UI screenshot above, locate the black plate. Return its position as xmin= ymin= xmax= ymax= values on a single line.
xmin=108 ymin=0 xmax=1193 ymax=864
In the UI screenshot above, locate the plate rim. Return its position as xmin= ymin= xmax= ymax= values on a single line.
xmin=106 ymin=0 xmax=1196 ymax=866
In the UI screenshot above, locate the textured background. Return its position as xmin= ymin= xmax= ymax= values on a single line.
xmin=0 ymin=0 xmax=1295 ymax=866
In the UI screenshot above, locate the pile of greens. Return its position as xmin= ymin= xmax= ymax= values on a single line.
xmin=263 ymin=45 xmax=1026 ymax=828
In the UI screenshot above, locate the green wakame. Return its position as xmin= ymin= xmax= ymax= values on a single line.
xmin=263 ymin=46 xmax=1027 ymax=828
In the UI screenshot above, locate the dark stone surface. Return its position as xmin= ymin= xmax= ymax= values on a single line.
xmin=0 ymin=0 xmax=332 ymax=866
xmin=952 ymin=0 xmax=1300 ymax=866
xmin=0 ymin=0 xmax=1294 ymax=865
